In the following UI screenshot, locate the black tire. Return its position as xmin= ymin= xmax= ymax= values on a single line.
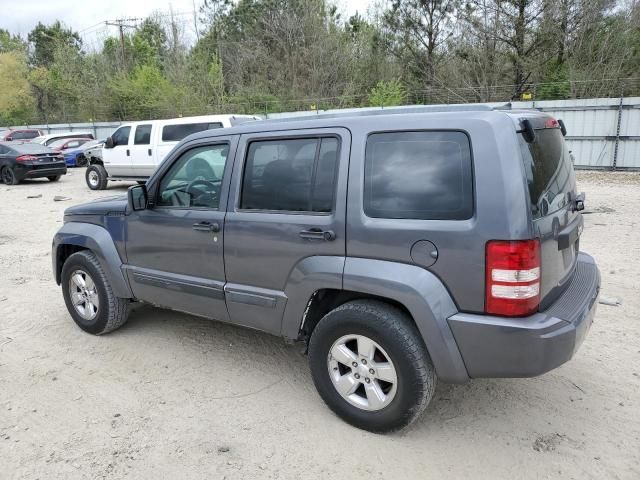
xmin=1 ymin=166 xmax=19 ymax=185
xmin=86 ymin=164 xmax=108 ymax=190
xmin=61 ymin=251 xmax=130 ymax=335
xmin=76 ymin=154 xmax=88 ymax=167
xmin=47 ymin=175 xmax=61 ymax=182
xmin=308 ymin=300 xmax=436 ymax=432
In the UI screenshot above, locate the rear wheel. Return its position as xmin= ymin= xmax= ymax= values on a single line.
xmin=86 ymin=164 xmax=108 ymax=190
xmin=76 ymin=154 xmax=88 ymax=167
xmin=308 ymin=300 xmax=437 ymax=432
xmin=47 ymin=175 xmax=61 ymax=182
xmin=1 ymin=166 xmax=18 ymax=185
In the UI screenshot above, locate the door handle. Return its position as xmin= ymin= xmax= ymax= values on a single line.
xmin=299 ymin=228 xmax=336 ymax=241
xmin=148 ymin=148 xmax=152 ymax=156
xmin=192 ymin=221 xmax=220 ymax=233
xmin=126 ymin=149 xmax=130 ymax=156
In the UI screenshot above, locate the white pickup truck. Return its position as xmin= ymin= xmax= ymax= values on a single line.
xmin=85 ymin=114 xmax=258 ymax=190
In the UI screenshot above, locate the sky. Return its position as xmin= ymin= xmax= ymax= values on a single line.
xmin=0 ymin=0 xmax=373 ymax=50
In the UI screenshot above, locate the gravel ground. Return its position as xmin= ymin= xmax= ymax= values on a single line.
xmin=1 ymin=169 xmax=639 ymax=479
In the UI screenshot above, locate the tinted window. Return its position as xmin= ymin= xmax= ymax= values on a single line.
xmin=112 ymin=127 xmax=131 ymax=147
xmin=161 ymin=122 xmax=223 ymax=142
xmin=134 ymin=124 xmax=152 ymax=145
xmin=157 ymin=144 xmax=229 ymax=209
xmin=519 ymin=128 xmax=574 ymax=219
xmin=241 ymin=137 xmax=339 ymax=212
xmin=12 ymin=130 xmax=39 ymax=140
xmin=364 ymin=131 xmax=473 ymax=220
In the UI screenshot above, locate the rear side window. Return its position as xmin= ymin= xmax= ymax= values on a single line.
xmin=12 ymin=130 xmax=39 ymax=140
xmin=364 ymin=131 xmax=473 ymax=220
xmin=161 ymin=122 xmax=223 ymax=142
xmin=134 ymin=124 xmax=152 ymax=145
xmin=519 ymin=128 xmax=574 ymax=219
xmin=241 ymin=137 xmax=339 ymax=213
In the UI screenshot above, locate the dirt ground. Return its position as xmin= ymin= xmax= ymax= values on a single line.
xmin=1 ymin=169 xmax=639 ymax=479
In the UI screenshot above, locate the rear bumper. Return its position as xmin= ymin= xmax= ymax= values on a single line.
xmin=15 ymin=163 xmax=67 ymax=180
xmin=448 ymin=252 xmax=600 ymax=378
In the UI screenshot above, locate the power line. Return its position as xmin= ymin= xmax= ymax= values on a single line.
xmin=104 ymin=18 xmax=142 ymax=68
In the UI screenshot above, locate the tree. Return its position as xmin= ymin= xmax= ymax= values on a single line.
xmin=369 ymin=79 xmax=408 ymax=106
xmin=0 ymin=29 xmax=26 ymax=53
xmin=382 ymin=0 xmax=460 ymax=88
xmin=0 ymin=52 xmax=36 ymax=125
xmin=27 ymin=21 xmax=82 ymax=67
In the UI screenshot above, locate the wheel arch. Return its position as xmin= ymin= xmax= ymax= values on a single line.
xmin=282 ymin=256 xmax=469 ymax=383
xmin=53 ymin=223 xmax=133 ymax=299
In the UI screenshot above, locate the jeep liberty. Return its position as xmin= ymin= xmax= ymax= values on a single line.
xmin=52 ymin=106 xmax=600 ymax=432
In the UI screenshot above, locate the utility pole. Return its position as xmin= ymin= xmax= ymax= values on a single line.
xmin=104 ymin=18 xmax=141 ymax=69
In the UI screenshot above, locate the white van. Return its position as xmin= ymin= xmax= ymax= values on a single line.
xmin=85 ymin=114 xmax=258 ymax=190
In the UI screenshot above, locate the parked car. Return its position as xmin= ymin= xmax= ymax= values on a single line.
xmin=63 ymin=139 xmax=105 ymax=167
xmin=48 ymin=137 xmax=92 ymax=156
xmin=52 ymin=106 xmax=599 ymax=432
xmin=0 ymin=141 xmax=67 ymax=185
xmin=85 ymin=115 xmax=259 ymax=190
xmin=0 ymin=128 xmax=43 ymax=141
xmin=31 ymin=131 xmax=95 ymax=146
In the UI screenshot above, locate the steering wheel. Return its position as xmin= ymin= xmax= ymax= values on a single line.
xmin=186 ymin=178 xmax=220 ymax=205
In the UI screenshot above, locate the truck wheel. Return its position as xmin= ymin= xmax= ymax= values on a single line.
xmin=86 ymin=164 xmax=108 ymax=190
xmin=61 ymin=251 xmax=130 ymax=335
xmin=308 ymin=300 xmax=436 ymax=432
xmin=47 ymin=175 xmax=61 ymax=182
xmin=1 ymin=166 xmax=19 ymax=185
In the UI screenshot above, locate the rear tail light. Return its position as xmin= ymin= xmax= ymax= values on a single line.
xmin=16 ymin=155 xmax=37 ymax=162
xmin=485 ymin=239 xmax=540 ymax=317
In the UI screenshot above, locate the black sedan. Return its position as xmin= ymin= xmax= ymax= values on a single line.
xmin=0 ymin=141 xmax=67 ymax=185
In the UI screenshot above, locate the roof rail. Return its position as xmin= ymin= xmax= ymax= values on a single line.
xmin=261 ymin=103 xmax=497 ymax=123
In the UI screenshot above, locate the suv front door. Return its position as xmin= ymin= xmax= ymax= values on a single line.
xmin=103 ymin=126 xmax=132 ymax=177
xmin=223 ymin=129 xmax=349 ymax=334
xmin=124 ymin=136 xmax=237 ymax=321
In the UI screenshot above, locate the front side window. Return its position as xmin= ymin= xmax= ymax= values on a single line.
xmin=161 ymin=122 xmax=223 ymax=142
xmin=134 ymin=124 xmax=152 ymax=145
xmin=364 ymin=131 xmax=473 ymax=220
xmin=112 ymin=127 xmax=131 ymax=147
xmin=156 ymin=144 xmax=229 ymax=209
xmin=241 ymin=137 xmax=339 ymax=213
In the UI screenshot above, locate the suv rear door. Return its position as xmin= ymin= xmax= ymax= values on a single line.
xmin=223 ymin=128 xmax=349 ymax=334
xmin=518 ymin=117 xmax=581 ymax=308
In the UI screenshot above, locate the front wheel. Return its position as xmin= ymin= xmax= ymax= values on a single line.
xmin=308 ymin=300 xmax=436 ymax=432
xmin=61 ymin=251 xmax=130 ymax=335
xmin=47 ymin=175 xmax=61 ymax=182
xmin=86 ymin=164 xmax=108 ymax=190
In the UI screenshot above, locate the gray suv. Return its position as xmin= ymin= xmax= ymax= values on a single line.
xmin=52 ymin=106 xmax=600 ymax=432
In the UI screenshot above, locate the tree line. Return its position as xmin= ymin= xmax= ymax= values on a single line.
xmin=1 ymin=0 xmax=639 ymax=126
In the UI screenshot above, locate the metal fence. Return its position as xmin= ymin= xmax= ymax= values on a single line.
xmin=13 ymin=96 xmax=640 ymax=170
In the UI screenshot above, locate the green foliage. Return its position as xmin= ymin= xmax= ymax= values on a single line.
xmin=0 ymin=29 xmax=26 ymax=54
xmin=27 ymin=21 xmax=81 ymax=67
xmin=537 ymin=62 xmax=571 ymax=100
xmin=7 ymin=2 xmax=640 ymax=124
xmin=0 ymin=52 xmax=36 ymax=125
xmin=368 ymin=79 xmax=408 ymax=107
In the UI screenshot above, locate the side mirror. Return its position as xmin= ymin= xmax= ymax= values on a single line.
xmin=128 ymin=184 xmax=148 ymax=211
xmin=104 ymin=136 xmax=114 ymax=149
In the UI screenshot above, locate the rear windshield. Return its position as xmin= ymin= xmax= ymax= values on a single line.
xmin=8 ymin=143 xmax=53 ymax=154
xmin=519 ymin=128 xmax=574 ymax=219
xmin=161 ymin=122 xmax=223 ymax=142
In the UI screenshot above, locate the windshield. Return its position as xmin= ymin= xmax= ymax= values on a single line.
xmin=519 ymin=128 xmax=575 ymax=219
